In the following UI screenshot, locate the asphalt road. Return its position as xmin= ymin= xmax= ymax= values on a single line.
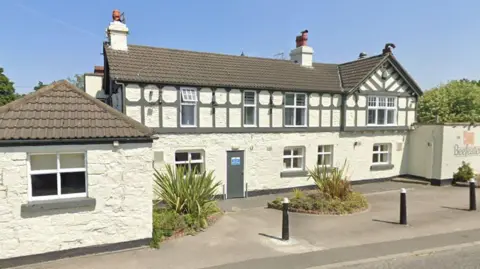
xmin=335 ymin=244 xmax=480 ymax=269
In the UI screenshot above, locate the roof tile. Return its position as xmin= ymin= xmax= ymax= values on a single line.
xmin=0 ymin=81 xmax=153 ymax=141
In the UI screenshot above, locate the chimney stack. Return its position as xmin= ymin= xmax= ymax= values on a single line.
xmin=290 ymin=30 xmax=314 ymax=68
xmin=106 ymin=9 xmax=129 ymax=51
xmin=94 ymin=66 xmax=104 ymax=75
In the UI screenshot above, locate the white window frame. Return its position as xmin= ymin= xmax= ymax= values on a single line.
xmin=367 ymin=96 xmax=397 ymax=126
xmin=243 ymin=90 xmax=257 ymax=126
xmin=317 ymin=145 xmax=334 ymax=167
xmin=174 ymin=151 xmax=205 ymax=174
xmin=284 ymin=93 xmax=308 ymax=127
xmin=180 ymin=87 xmax=198 ymax=127
xmin=372 ymin=144 xmax=391 ymax=165
xmin=27 ymin=152 xmax=87 ymax=202
xmin=283 ymin=147 xmax=305 ymax=171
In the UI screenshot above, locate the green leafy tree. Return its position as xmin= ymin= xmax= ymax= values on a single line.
xmin=417 ymin=80 xmax=480 ymax=123
xmin=33 ymin=81 xmax=49 ymax=91
xmin=0 ymin=67 xmax=19 ymax=106
xmin=67 ymin=74 xmax=85 ymax=90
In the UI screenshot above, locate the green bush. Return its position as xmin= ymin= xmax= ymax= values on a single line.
xmin=151 ymin=208 xmax=186 ymax=248
xmin=267 ymin=191 xmax=368 ymax=215
xmin=307 ymin=159 xmax=352 ymax=200
xmin=154 ymin=164 xmax=221 ymax=228
xmin=453 ymin=161 xmax=475 ymax=184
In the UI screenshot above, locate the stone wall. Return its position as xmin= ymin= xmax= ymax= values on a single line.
xmin=152 ymin=131 xmax=409 ymax=192
xmin=0 ymin=142 xmax=153 ymax=260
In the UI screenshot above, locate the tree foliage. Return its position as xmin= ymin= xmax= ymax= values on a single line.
xmin=417 ymin=80 xmax=480 ymax=123
xmin=34 ymin=81 xmax=49 ymax=91
xmin=67 ymin=74 xmax=85 ymax=90
xmin=0 ymin=67 xmax=19 ymax=106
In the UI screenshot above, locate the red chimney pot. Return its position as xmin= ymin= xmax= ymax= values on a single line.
xmin=295 ymin=30 xmax=309 ymax=47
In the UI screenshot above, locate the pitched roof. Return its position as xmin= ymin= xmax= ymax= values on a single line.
xmin=0 ymin=81 xmax=153 ymax=142
xmin=105 ymin=45 xmax=343 ymax=93
xmin=338 ymin=54 xmax=387 ymax=89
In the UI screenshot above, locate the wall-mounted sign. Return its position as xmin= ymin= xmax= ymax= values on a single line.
xmin=454 ymin=131 xmax=480 ymax=157
xmin=231 ymin=157 xmax=241 ymax=166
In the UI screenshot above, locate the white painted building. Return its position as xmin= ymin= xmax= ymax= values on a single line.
xmin=84 ymin=11 xmax=425 ymax=199
xmin=0 ymin=81 xmax=154 ymax=265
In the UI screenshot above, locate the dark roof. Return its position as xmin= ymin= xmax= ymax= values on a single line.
xmin=105 ymin=45 xmax=343 ymax=92
xmin=0 ymin=81 xmax=153 ymax=142
xmin=338 ymin=54 xmax=387 ymax=89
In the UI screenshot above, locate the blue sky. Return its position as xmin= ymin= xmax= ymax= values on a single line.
xmin=1 ymin=0 xmax=479 ymax=94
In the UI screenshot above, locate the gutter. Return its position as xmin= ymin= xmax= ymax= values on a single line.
xmin=0 ymin=137 xmax=155 ymax=147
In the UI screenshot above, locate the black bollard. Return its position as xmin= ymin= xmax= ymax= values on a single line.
xmin=282 ymin=197 xmax=289 ymax=241
xmin=400 ymin=188 xmax=407 ymax=225
xmin=470 ymin=178 xmax=477 ymax=211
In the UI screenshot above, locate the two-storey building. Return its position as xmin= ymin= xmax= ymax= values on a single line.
xmin=86 ymin=12 xmax=423 ymax=198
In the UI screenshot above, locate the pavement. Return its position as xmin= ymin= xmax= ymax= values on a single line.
xmin=320 ymin=242 xmax=480 ymax=269
xmin=10 ymin=181 xmax=480 ymax=269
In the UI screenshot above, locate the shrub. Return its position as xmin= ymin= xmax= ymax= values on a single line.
xmin=151 ymin=208 xmax=186 ymax=248
xmin=453 ymin=161 xmax=475 ymax=184
xmin=154 ymin=164 xmax=221 ymax=228
xmin=307 ymin=159 xmax=352 ymax=200
xmin=293 ymin=188 xmax=304 ymax=199
xmin=267 ymin=191 xmax=368 ymax=215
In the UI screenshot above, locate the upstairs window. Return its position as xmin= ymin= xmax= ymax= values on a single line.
xmin=243 ymin=91 xmax=256 ymax=126
xmin=180 ymin=88 xmax=198 ymax=127
xmin=367 ymin=96 xmax=396 ymax=125
xmin=284 ymin=93 xmax=307 ymax=127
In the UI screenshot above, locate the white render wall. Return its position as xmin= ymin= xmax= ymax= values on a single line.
xmin=0 ymin=143 xmax=153 ymax=260
xmin=84 ymin=74 xmax=106 ymax=99
xmin=152 ymin=132 xmax=409 ymax=192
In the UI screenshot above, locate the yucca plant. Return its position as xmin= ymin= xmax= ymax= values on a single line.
xmin=154 ymin=164 xmax=221 ymax=228
xmin=307 ymin=159 xmax=352 ymax=200
xmin=292 ymin=188 xmax=304 ymax=199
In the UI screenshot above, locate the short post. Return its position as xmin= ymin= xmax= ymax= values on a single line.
xmin=282 ymin=197 xmax=290 ymax=241
xmin=245 ymin=183 xmax=249 ymax=198
xmin=470 ymin=178 xmax=477 ymax=211
xmin=222 ymin=184 xmax=226 ymax=200
xmin=400 ymin=188 xmax=407 ymax=225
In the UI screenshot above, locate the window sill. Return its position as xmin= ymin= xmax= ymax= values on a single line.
xmin=21 ymin=197 xmax=96 ymax=215
xmin=370 ymin=164 xmax=394 ymax=171
xmin=280 ymin=170 xmax=308 ymax=178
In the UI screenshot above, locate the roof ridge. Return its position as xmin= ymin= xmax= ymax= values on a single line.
xmin=62 ymin=83 xmax=154 ymax=137
xmin=122 ymin=44 xmax=339 ymax=65
xmin=0 ymin=80 xmax=65 ymax=114
xmin=338 ymin=54 xmax=386 ymax=66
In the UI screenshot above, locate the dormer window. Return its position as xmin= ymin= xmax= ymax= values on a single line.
xmin=180 ymin=87 xmax=198 ymax=127
xmin=367 ymin=96 xmax=396 ymax=125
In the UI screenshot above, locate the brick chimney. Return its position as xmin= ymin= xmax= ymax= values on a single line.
xmin=106 ymin=9 xmax=129 ymax=51
xmin=290 ymin=30 xmax=314 ymax=67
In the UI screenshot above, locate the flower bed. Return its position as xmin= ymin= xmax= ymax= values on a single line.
xmin=151 ymin=208 xmax=223 ymax=247
xmin=267 ymin=190 xmax=368 ymax=215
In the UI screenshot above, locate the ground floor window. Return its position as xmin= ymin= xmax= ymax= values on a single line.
xmin=29 ymin=153 xmax=87 ymax=201
xmin=175 ymin=151 xmax=204 ymax=174
xmin=317 ymin=145 xmax=333 ymax=166
xmin=372 ymin=144 xmax=391 ymax=165
xmin=283 ymin=147 xmax=304 ymax=170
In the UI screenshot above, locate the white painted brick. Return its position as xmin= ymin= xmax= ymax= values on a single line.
xmin=309 ymin=109 xmax=319 ymax=127
xmin=309 ymin=93 xmax=320 ymax=107
xmin=259 ymin=108 xmax=270 ymax=127
xmin=272 ymin=92 xmax=283 ymax=106
xmin=199 ymin=107 xmax=213 ymax=128
xmin=321 ymin=110 xmax=331 ymax=127
xmin=126 ymin=106 xmax=141 ymax=123
xmin=321 ymin=94 xmax=331 ymax=107
xmin=162 ymin=107 xmax=177 ymax=128
xmin=332 ymin=94 xmax=341 ymax=107
xmin=346 ymin=95 xmax=356 ymax=107
xmin=199 ymin=88 xmax=212 ymax=104
xmin=144 ymin=85 xmax=160 ymax=103
xmin=272 ymin=108 xmax=282 ymax=127
xmin=229 ymin=108 xmax=241 ymax=127
xmin=229 ymin=89 xmax=241 ymax=105
xmin=346 ymin=110 xmax=355 ymax=127
xmin=144 ymin=106 xmax=160 ymax=127
xmin=398 ymin=97 xmax=407 ymax=109
xmin=125 ymin=84 xmax=141 ymax=102
xmin=332 ymin=110 xmax=341 ymax=127
xmin=259 ymin=91 xmax=270 ymax=105
xmin=162 ymin=86 xmax=177 ymax=103
xmin=357 ymin=111 xmax=366 ymax=126
xmin=215 ymin=108 xmax=227 ymax=128
xmin=216 ymin=89 xmax=227 ymax=104
xmin=0 ymin=143 xmax=153 ymax=259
